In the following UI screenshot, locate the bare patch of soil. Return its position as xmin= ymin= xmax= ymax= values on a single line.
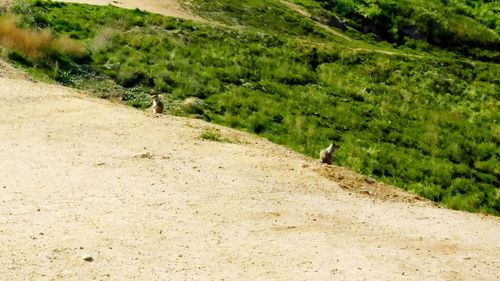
xmin=56 ymin=0 xmax=201 ymax=21
xmin=317 ymin=165 xmax=429 ymax=204
xmin=0 ymin=58 xmax=31 ymax=81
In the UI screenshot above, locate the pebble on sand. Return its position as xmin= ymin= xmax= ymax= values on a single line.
xmin=82 ymin=255 xmax=94 ymax=262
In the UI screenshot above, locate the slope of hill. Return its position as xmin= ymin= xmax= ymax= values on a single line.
xmin=0 ymin=0 xmax=498 ymax=216
xmin=1 ymin=62 xmax=499 ymax=281
xmin=286 ymin=0 xmax=500 ymax=60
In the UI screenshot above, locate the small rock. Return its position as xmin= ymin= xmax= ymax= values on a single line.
xmin=82 ymin=255 xmax=93 ymax=262
xmin=136 ymin=152 xmax=153 ymax=159
xmin=361 ymin=190 xmax=375 ymax=196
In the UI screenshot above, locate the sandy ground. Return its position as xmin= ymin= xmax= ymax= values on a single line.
xmin=0 ymin=0 xmax=198 ymax=20
xmin=1 ymin=61 xmax=500 ymax=280
xmin=53 ymin=0 xmax=200 ymax=21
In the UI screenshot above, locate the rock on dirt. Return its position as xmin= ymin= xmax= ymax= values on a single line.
xmin=81 ymin=255 xmax=94 ymax=262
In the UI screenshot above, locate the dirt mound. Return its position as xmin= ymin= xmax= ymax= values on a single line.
xmin=317 ymin=165 xmax=429 ymax=204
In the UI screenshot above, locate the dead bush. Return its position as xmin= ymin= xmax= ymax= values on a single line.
xmin=0 ymin=14 xmax=86 ymax=59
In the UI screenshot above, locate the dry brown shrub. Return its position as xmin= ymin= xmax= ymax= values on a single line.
xmin=52 ymin=36 xmax=87 ymax=58
xmin=0 ymin=14 xmax=86 ymax=59
xmin=0 ymin=15 xmax=51 ymax=58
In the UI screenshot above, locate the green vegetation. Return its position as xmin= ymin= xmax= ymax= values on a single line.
xmin=0 ymin=10 xmax=88 ymax=83
xmin=288 ymin=0 xmax=500 ymax=61
xmin=199 ymin=129 xmax=235 ymax=143
xmin=200 ymin=130 xmax=224 ymax=142
xmin=2 ymin=0 xmax=499 ymax=215
xmin=187 ymin=0 xmax=326 ymax=38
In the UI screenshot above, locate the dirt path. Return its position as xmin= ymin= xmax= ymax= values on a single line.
xmin=280 ymin=1 xmax=427 ymax=59
xmin=52 ymin=0 xmax=201 ymax=21
xmin=1 ymin=63 xmax=499 ymax=280
xmin=280 ymin=0 xmax=352 ymax=42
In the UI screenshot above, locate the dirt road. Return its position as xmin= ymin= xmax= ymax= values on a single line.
xmin=0 ymin=61 xmax=499 ymax=280
xmin=53 ymin=0 xmax=200 ymax=20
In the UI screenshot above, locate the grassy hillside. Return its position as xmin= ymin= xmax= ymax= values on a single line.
xmin=287 ymin=0 xmax=500 ymax=61
xmin=1 ymin=0 xmax=499 ymax=215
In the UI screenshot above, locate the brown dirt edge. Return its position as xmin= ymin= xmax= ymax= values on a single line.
xmin=317 ymin=164 xmax=432 ymax=204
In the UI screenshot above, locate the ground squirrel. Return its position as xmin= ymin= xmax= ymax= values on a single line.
xmin=320 ymin=142 xmax=340 ymax=165
xmin=151 ymin=94 xmax=164 ymax=114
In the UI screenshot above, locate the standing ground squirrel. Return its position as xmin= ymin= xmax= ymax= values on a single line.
xmin=151 ymin=94 xmax=164 ymax=114
xmin=320 ymin=142 xmax=340 ymax=164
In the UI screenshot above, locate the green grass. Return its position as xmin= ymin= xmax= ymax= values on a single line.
xmin=3 ymin=0 xmax=499 ymax=215
xmin=288 ymin=0 xmax=500 ymax=61
xmin=186 ymin=0 xmax=323 ymax=37
xmin=200 ymin=130 xmax=224 ymax=142
xmin=199 ymin=129 xmax=236 ymax=143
